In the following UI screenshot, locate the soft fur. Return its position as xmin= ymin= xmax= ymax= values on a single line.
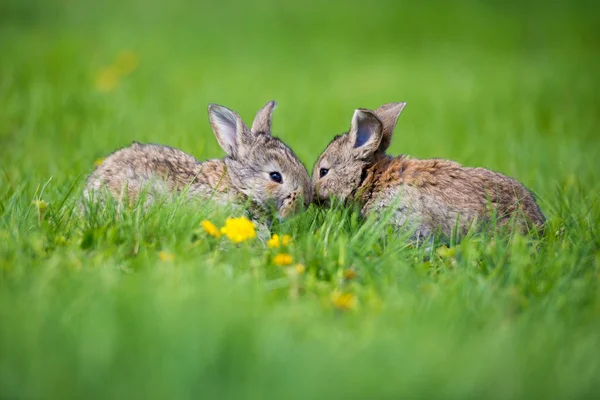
xmin=312 ymin=103 xmax=545 ymax=239
xmin=84 ymin=101 xmax=311 ymax=220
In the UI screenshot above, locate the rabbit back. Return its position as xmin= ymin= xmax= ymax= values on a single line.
xmin=361 ymin=156 xmax=545 ymax=238
xmin=84 ymin=142 xmax=231 ymax=206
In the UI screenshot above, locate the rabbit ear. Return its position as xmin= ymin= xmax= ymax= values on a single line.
xmin=349 ymin=109 xmax=384 ymax=159
xmin=208 ymin=104 xmax=250 ymax=158
xmin=251 ymin=100 xmax=277 ymax=134
xmin=374 ymin=102 xmax=406 ymax=152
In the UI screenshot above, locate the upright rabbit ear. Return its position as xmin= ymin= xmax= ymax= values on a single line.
xmin=349 ymin=109 xmax=384 ymax=159
xmin=251 ymin=100 xmax=277 ymax=134
xmin=208 ymin=104 xmax=249 ymax=158
xmin=374 ymin=102 xmax=406 ymax=153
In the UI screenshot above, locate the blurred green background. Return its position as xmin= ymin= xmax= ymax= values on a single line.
xmin=2 ymin=0 xmax=598 ymax=186
xmin=1 ymin=0 xmax=599 ymax=398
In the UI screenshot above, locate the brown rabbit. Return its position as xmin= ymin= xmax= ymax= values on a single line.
xmin=312 ymin=103 xmax=545 ymax=240
xmin=84 ymin=101 xmax=311 ymax=221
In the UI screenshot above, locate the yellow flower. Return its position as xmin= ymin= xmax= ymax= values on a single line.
xmin=32 ymin=199 xmax=48 ymax=211
xmin=201 ymin=220 xmax=221 ymax=238
xmin=94 ymin=50 xmax=138 ymax=93
xmin=294 ymin=263 xmax=306 ymax=274
xmin=273 ymin=253 xmax=293 ymax=266
xmin=331 ymin=290 xmax=357 ymax=311
xmin=267 ymin=234 xmax=293 ymax=248
xmin=220 ymin=217 xmax=256 ymax=243
xmin=159 ymin=251 xmax=175 ymax=262
xmin=95 ymin=67 xmax=119 ymax=92
xmin=281 ymin=234 xmax=293 ymax=246
xmin=267 ymin=234 xmax=280 ymax=248
xmin=94 ymin=158 xmax=105 ymax=166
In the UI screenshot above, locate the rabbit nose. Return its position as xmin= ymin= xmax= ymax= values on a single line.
xmin=285 ymin=191 xmax=297 ymax=202
xmin=286 ymin=188 xmax=308 ymax=208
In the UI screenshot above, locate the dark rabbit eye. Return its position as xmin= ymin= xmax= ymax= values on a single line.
xmin=269 ymin=171 xmax=283 ymax=183
xmin=319 ymin=168 xmax=329 ymax=178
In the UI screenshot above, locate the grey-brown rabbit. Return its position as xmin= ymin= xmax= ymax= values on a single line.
xmin=312 ymin=103 xmax=545 ymax=240
xmin=84 ymin=101 xmax=311 ymax=220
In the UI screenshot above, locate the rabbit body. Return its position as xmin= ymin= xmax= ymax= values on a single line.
xmin=84 ymin=101 xmax=311 ymax=220
xmin=355 ymin=155 xmax=545 ymax=239
xmin=313 ymin=103 xmax=545 ymax=239
xmin=84 ymin=143 xmax=235 ymax=207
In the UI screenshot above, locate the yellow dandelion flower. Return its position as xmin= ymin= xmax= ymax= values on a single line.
xmin=159 ymin=251 xmax=175 ymax=262
xmin=294 ymin=263 xmax=306 ymax=274
xmin=94 ymin=158 xmax=105 ymax=166
xmin=267 ymin=234 xmax=281 ymax=248
xmin=201 ymin=220 xmax=221 ymax=238
xmin=267 ymin=234 xmax=293 ymax=248
xmin=32 ymin=199 xmax=48 ymax=211
xmin=281 ymin=234 xmax=293 ymax=246
xmin=220 ymin=217 xmax=256 ymax=243
xmin=273 ymin=253 xmax=293 ymax=266
xmin=331 ymin=290 xmax=357 ymax=311
xmin=95 ymin=67 xmax=119 ymax=92
xmin=114 ymin=50 xmax=139 ymax=77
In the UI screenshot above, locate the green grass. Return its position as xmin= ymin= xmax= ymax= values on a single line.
xmin=1 ymin=0 xmax=600 ymax=398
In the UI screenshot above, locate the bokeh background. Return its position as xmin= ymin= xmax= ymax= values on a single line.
xmin=2 ymin=0 xmax=598 ymax=192
xmin=1 ymin=0 xmax=600 ymax=398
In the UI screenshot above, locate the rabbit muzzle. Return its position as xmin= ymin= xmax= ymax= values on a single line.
xmin=277 ymin=188 xmax=308 ymax=219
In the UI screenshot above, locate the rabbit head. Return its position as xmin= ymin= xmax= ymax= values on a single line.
xmin=312 ymin=102 xmax=406 ymax=205
xmin=209 ymin=101 xmax=311 ymax=219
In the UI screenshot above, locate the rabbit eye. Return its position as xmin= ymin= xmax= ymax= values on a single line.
xmin=319 ymin=168 xmax=329 ymax=178
xmin=269 ymin=171 xmax=283 ymax=184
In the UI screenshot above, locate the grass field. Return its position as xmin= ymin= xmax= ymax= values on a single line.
xmin=1 ymin=0 xmax=600 ymax=398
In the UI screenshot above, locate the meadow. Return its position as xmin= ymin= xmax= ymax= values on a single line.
xmin=1 ymin=0 xmax=599 ymax=398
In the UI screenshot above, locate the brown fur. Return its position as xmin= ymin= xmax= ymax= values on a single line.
xmin=84 ymin=101 xmax=311 ymax=221
xmin=313 ymin=103 xmax=545 ymax=239
xmin=85 ymin=143 xmax=231 ymax=205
